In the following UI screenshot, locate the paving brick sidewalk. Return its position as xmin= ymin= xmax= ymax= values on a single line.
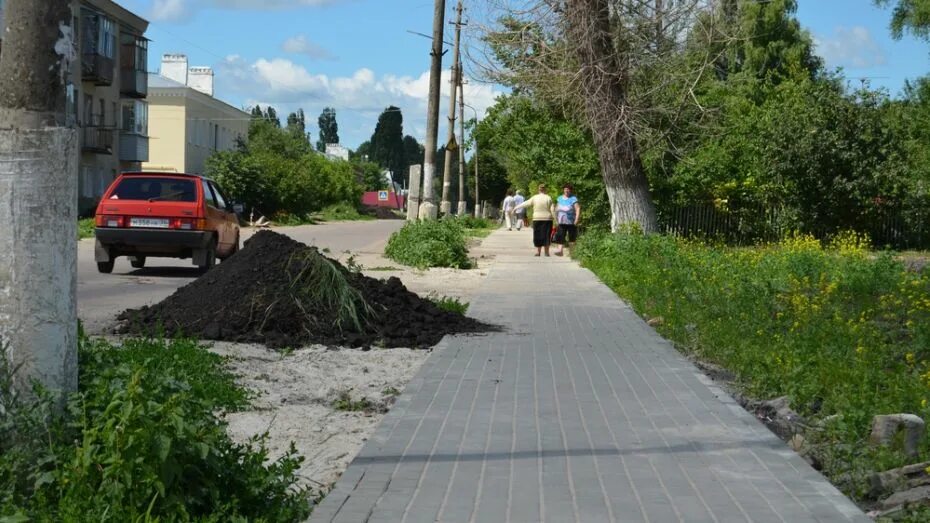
xmin=313 ymin=229 xmax=867 ymax=522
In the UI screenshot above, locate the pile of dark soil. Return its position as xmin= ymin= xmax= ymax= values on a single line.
xmin=117 ymin=231 xmax=493 ymax=349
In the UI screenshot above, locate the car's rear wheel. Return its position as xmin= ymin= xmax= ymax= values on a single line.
xmin=198 ymin=238 xmax=217 ymax=272
xmin=129 ymin=256 xmax=146 ymax=269
xmin=97 ymin=260 xmax=115 ymax=274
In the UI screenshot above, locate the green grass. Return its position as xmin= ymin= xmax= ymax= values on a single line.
xmin=286 ymin=248 xmax=372 ymax=332
xmin=427 ymin=294 xmax=469 ymax=315
xmin=384 ymin=218 xmax=472 ymax=269
xmin=331 ymin=391 xmax=374 ymax=412
xmin=367 ymin=266 xmax=401 ymax=271
xmin=78 ymin=218 xmax=95 ymax=240
xmin=1 ymin=336 xmax=311 ymax=521
xmin=576 ymin=229 xmax=930 ymax=505
xmin=315 ymin=202 xmax=375 ymax=222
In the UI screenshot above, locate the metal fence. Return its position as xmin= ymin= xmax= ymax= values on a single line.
xmin=658 ymin=204 xmax=930 ymax=250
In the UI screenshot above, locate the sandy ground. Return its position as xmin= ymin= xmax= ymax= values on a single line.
xmin=211 ymin=231 xmax=499 ymax=500
xmin=213 ymin=342 xmax=428 ymax=496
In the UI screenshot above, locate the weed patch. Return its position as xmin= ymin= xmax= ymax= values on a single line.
xmin=576 ymin=230 xmax=930 ymax=503
xmin=316 ymin=202 xmax=374 ymax=222
xmin=0 ymin=336 xmax=310 ymax=521
xmin=331 ymin=391 xmax=375 ymax=412
xmin=78 ymin=218 xmax=94 ymax=240
xmin=428 ymin=295 xmax=469 ymax=315
xmin=384 ymin=219 xmax=472 ymax=269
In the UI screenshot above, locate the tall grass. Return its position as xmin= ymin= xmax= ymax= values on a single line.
xmin=286 ymin=249 xmax=372 ymax=331
xmin=384 ymin=219 xmax=472 ymax=269
xmin=576 ymin=230 xmax=930 ymax=498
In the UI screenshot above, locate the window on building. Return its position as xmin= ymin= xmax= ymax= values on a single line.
xmin=121 ymin=100 xmax=148 ymax=135
xmin=83 ymin=94 xmax=93 ymax=126
xmin=99 ymin=98 xmax=105 ymax=126
xmin=120 ymin=33 xmax=147 ymax=71
xmin=82 ymin=11 xmax=115 ymax=59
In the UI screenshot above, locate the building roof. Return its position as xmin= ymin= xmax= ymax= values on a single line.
xmin=147 ymin=74 xmax=251 ymax=118
xmin=148 ymin=74 xmax=187 ymax=89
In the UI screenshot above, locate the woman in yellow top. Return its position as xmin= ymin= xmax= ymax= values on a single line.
xmin=514 ymin=183 xmax=556 ymax=257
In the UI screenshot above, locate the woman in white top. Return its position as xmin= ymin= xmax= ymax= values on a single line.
xmin=502 ymin=189 xmax=516 ymax=230
xmin=514 ymin=184 xmax=556 ymax=256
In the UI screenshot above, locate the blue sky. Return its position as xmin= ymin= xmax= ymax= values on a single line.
xmin=117 ymin=0 xmax=930 ymax=148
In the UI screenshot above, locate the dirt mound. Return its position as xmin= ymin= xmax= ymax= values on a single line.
xmin=117 ymin=231 xmax=493 ymax=348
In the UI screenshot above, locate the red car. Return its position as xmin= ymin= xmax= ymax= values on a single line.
xmin=94 ymin=172 xmax=240 ymax=273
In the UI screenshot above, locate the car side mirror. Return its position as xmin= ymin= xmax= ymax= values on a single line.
xmin=231 ymin=202 xmax=244 ymax=215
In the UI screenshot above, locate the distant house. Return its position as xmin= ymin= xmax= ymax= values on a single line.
xmin=324 ymin=143 xmax=350 ymax=161
xmin=142 ymin=54 xmax=250 ymax=175
xmin=362 ymin=191 xmax=405 ymax=209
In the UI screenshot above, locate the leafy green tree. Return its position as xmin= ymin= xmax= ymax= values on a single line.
xmin=403 ymin=135 xmax=423 ymax=172
xmin=369 ymin=106 xmax=406 ymax=180
xmin=355 ymin=161 xmax=386 ymax=191
xmin=352 ymin=140 xmax=372 ymax=162
xmin=875 ymin=0 xmax=930 ymax=41
xmin=316 ymin=107 xmax=339 ymax=152
xmin=286 ymin=109 xmax=306 ymax=135
xmin=476 ymin=95 xmax=608 ymax=223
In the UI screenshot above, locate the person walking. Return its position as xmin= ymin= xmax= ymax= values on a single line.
xmin=502 ymin=189 xmax=516 ymax=230
xmin=554 ymin=183 xmax=581 ymax=256
xmin=514 ymin=183 xmax=555 ymax=256
xmin=513 ymin=190 xmax=526 ymax=231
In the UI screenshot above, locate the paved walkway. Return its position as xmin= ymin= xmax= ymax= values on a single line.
xmin=313 ymin=228 xmax=867 ymax=522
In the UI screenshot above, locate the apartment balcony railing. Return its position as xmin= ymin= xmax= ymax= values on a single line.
xmin=83 ymin=127 xmax=115 ymax=154
xmin=119 ymin=132 xmax=148 ymax=162
xmin=82 ymin=52 xmax=115 ymax=86
xmin=120 ymin=68 xmax=147 ymax=98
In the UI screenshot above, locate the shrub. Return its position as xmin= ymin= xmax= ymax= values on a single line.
xmin=318 ymin=202 xmax=373 ymax=222
xmin=576 ymin=230 xmax=930 ymax=500
xmin=78 ymin=218 xmax=95 ymax=240
xmin=0 ymin=337 xmax=311 ymax=521
xmin=384 ymin=219 xmax=471 ymax=269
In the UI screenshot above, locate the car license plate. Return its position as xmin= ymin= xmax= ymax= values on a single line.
xmin=129 ymin=217 xmax=170 ymax=228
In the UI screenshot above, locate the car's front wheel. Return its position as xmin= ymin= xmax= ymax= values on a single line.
xmin=97 ymin=260 xmax=115 ymax=274
xmin=129 ymin=256 xmax=146 ymax=269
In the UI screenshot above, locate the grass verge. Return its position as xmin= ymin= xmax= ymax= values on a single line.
xmin=78 ymin=218 xmax=94 ymax=240
xmin=0 ymin=336 xmax=311 ymax=521
xmin=315 ymin=202 xmax=375 ymax=222
xmin=576 ymin=230 xmax=930 ymax=507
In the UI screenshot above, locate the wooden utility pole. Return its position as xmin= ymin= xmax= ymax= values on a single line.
xmin=0 ymin=0 xmax=79 ymax=400
xmin=439 ymin=0 xmax=464 ymax=216
xmin=456 ymin=79 xmax=467 ymax=216
xmin=418 ymin=0 xmax=447 ymax=220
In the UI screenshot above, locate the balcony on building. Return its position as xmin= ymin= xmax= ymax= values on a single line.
xmin=120 ymin=34 xmax=148 ymax=98
xmin=82 ymin=114 xmax=114 ymax=155
xmin=119 ymin=100 xmax=149 ymax=162
xmin=81 ymin=10 xmax=116 ymax=86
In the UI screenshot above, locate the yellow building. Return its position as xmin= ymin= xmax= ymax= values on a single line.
xmin=143 ymin=55 xmax=250 ymax=175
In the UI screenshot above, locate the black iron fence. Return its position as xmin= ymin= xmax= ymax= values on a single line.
xmin=658 ymin=204 xmax=930 ymax=250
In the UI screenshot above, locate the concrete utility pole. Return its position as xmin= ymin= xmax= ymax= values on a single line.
xmin=406 ymin=165 xmax=422 ymax=221
xmin=418 ymin=0 xmax=447 ymax=220
xmin=464 ymin=102 xmax=480 ymax=218
xmin=439 ymin=0 xmax=463 ymax=216
xmin=456 ymin=80 xmax=467 ymax=216
xmin=0 ymin=0 xmax=79 ymax=401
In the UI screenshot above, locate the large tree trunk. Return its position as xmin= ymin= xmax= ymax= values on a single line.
xmin=0 ymin=0 xmax=78 ymax=402
xmin=565 ymin=0 xmax=659 ymax=232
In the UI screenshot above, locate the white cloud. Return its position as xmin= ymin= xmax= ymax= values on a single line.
xmin=151 ymin=0 xmax=187 ymax=22
xmin=215 ymin=56 xmax=504 ymax=147
xmin=281 ymin=35 xmax=336 ymax=60
xmin=154 ymin=0 xmax=350 ymax=20
xmin=815 ymin=26 xmax=887 ymax=69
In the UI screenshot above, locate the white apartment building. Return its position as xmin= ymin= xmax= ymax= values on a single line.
xmin=142 ymin=54 xmax=250 ymax=175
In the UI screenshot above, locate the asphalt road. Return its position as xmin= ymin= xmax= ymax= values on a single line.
xmin=77 ymin=220 xmax=404 ymax=334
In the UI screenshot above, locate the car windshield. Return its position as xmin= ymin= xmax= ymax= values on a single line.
xmin=109 ymin=177 xmax=197 ymax=202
